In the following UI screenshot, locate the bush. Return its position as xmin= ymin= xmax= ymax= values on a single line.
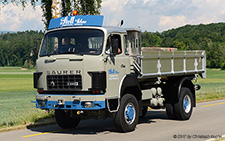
xmin=222 ymin=64 xmax=225 ymax=70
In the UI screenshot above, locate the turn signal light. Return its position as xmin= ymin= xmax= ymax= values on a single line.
xmin=38 ymin=89 xmax=44 ymax=93
xmin=73 ymin=10 xmax=78 ymax=16
xmin=92 ymin=90 xmax=100 ymax=94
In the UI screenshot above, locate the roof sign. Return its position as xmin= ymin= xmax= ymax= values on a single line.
xmin=48 ymin=15 xmax=104 ymax=29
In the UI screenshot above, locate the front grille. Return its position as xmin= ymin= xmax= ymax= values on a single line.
xmin=47 ymin=75 xmax=82 ymax=90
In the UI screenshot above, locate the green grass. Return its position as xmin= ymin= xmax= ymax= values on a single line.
xmin=196 ymin=69 xmax=225 ymax=102
xmin=0 ymin=91 xmax=53 ymax=128
xmin=0 ymin=67 xmax=53 ymax=129
xmin=0 ymin=74 xmax=34 ymax=92
xmin=0 ymin=67 xmax=35 ymax=72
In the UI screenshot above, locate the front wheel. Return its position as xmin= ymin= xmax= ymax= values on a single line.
xmin=113 ymin=94 xmax=139 ymax=132
xmin=55 ymin=110 xmax=81 ymax=129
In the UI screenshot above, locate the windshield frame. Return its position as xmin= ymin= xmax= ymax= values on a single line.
xmin=39 ymin=27 xmax=105 ymax=57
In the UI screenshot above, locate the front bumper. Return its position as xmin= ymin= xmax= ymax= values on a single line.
xmin=36 ymin=93 xmax=106 ymax=110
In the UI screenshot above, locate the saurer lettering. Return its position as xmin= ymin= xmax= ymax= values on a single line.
xmin=47 ymin=70 xmax=81 ymax=75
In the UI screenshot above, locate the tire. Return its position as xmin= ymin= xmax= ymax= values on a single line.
xmin=55 ymin=110 xmax=81 ymax=129
xmin=140 ymin=106 xmax=148 ymax=118
xmin=165 ymin=102 xmax=175 ymax=119
xmin=113 ymin=94 xmax=139 ymax=132
xmin=165 ymin=86 xmax=177 ymax=119
xmin=173 ymin=87 xmax=193 ymax=120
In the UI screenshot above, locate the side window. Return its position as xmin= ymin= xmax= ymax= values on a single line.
xmin=136 ymin=39 xmax=138 ymax=48
xmin=105 ymin=34 xmax=122 ymax=55
xmin=131 ymin=38 xmax=135 ymax=48
xmin=139 ymin=39 xmax=141 ymax=48
xmin=124 ymin=35 xmax=129 ymax=55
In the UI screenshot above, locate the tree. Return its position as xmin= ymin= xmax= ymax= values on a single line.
xmin=172 ymin=40 xmax=185 ymax=50
xmin=41 ymin=0 xmax=53 ymax=30
xmin=73 ymin=0 xmax=101 ymax=15
xmin=208 ymin=43 xmax=224 ymax=68
xmin=1 ymin=0 xmax=102 ymax=30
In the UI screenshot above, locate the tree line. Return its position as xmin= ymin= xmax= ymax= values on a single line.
xmin=142 ymin=23 xmax=225 ymax=69
xmin=0 ymin=31 xmax=43 ymax=67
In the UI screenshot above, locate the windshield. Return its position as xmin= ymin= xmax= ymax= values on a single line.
xmin=40 ymin=29 xmax=104 ymax=56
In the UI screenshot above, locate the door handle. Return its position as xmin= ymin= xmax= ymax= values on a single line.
xmin=45 ymin=58 xmax=56 ymax=63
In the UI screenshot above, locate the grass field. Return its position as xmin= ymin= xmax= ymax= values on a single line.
xmin=0 ymin=67 xmax=53 ymax=129
xmin=195 ymin=69 xmax=225 ymax=102
xmin=0 ymin=67 xmax=225 ymax=129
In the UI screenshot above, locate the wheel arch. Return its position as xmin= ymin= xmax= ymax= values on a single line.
xmin=120 ymin=74 xmax=142 ymax=116
xmin=120 ymin=74 xmax=142 ymax=100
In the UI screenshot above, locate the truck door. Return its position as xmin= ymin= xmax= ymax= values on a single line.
xmin=104 ymin=34 xmax=129 ymax=97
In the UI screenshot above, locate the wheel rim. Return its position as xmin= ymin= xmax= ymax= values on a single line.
xmin=183 ymin=95 xmax=191 ymax=113
xmin=124 ymin=102 xmax=136 ymax=125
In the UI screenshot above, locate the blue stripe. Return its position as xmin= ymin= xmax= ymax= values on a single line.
xmin=36 ymin=100 xmax=105 ymax=110
xmin=38 ymin=94 xmax=104 ymax=96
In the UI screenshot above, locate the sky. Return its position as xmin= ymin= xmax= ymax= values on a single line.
xmin=0 ymin=0 xmax=225 ymax=32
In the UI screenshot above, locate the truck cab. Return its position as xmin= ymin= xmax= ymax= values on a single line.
xmin=34 ymin=16 xmax=134 ymax=110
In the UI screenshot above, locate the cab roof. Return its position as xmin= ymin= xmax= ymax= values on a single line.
xmin=103 ymin=26 xmax=126 ymax=34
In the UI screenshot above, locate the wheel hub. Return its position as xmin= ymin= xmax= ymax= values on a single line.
xmin=183 ymin=95 xmax=191 ymax=113
xmin=124 ymin=103 xmax=136 ymax=125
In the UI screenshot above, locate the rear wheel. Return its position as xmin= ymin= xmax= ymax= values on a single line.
xmin=165 ymin=87 xmax=194 ymax=120
xmin=55 ymin=110 xmax=81 ymax=129
xmin=165 ymin=102 xmax=175 ymax=119
xmin=113 ymin=94 xmax=139 ymax=132
xmin=165 ymin=86 xmax=177 ymax=119
xmin=174 ymin=87 xmax=193 ymax=120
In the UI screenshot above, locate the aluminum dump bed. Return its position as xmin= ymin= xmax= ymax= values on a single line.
xmin=136 ymin=50 xmax=206 ymax=79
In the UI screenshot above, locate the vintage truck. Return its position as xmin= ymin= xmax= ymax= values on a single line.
xmin=33 ymin=14 xmax=206 ymax=132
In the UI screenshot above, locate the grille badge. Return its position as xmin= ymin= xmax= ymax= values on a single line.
xmin=50 ymin=81 xmax=55 ymax=87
